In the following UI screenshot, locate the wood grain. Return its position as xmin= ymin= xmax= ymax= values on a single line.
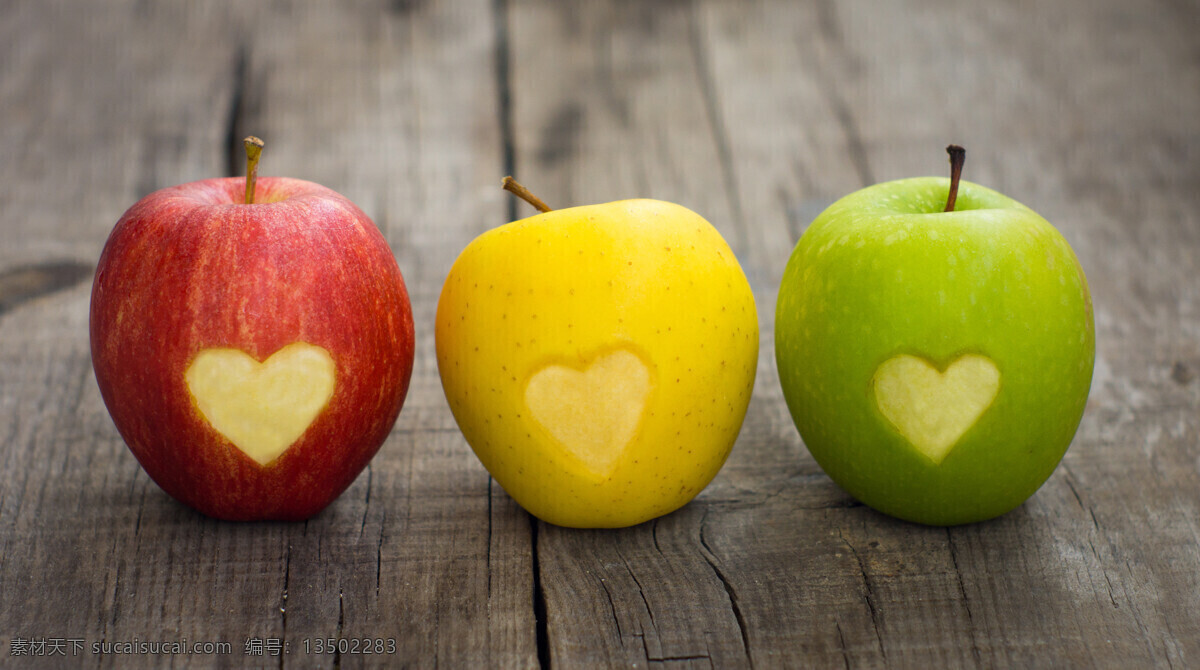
xmin=506 ymin=0 xmax=1200 ymax=667
xmin=0 ymin=1 xmax=535 ymax=668
xmin=0 ymin=0 xmax=1196 ymax=667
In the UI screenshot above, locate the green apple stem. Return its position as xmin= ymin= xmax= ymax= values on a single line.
xmin=502 ymin=176 xmax=553 ymax=213
xmin=244 ymin=136 xmax=265 ymax=205
xmin=944 ymin=144 xmax=965 ymax=212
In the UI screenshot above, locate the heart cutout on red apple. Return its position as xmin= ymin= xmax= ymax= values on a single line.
xmin=525 ymin=348 xmax=652 ymax=476
xmin=872 ymin=353 xmax=1000 ymax=464
xmin=185 ymin=342 xmax=336 ymax=465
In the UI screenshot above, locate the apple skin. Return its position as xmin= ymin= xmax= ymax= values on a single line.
xmin=90 ymin=177 xmax=415 ymax=521
xmin=436 ymin=199 xmax=758 ymax=528
xmin=775 ymin=178 xmax=1094 ymax=526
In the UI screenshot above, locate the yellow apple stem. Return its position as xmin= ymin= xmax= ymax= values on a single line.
xmin=244 ymin=136 xmax=265 ymax=205
xmin=502 ymin=176 xmax=553 ymax=213
xmin=944 ymin=144 xmax=965 ymax=212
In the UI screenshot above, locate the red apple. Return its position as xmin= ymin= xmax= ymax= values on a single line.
xmin=90 ymin=140 xmax=414 ymax=520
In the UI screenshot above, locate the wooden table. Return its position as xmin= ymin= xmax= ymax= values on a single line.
xmin=2 ymin=1 xmax=1197 ymax=667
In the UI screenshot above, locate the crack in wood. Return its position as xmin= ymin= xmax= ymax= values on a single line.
xmin=493 ymin=0 xmax=517 ymax=223
xmin=133 ymin=486 xmax=146 ymax=538
xmin=698 ymin=507 xmax=752 ymax=666
xmin=376 ymin=509 xmax=386 ymax=595
xmin=638 ymin=631 xmax=711 ymax=664
xmin=1121 ymin=557 xmax=1173 ymax=663
xmin=223 ymin=44 xmax=250 ymax=179
xmin=837 ymin=529 xmax=885 ymax=659
xmin=96 ymin=534 xmax=122 ymax=662
xmin=639 ymin=633 xmax=654 ymax=663
xmin=332 ymin=588 xmax=345 ymax=670
xmin=618 ymin=544 xmax=658 ymax=639
xmin=1088 ymin=538 xmax=1121 ymax=609
xmin=1063 ymin=471 xmax=1087 ymax=510
xmin=835 ymin=621 xmax=851 ymax=670
xmin=946 ymin=528 xmax=982 ymax=664
xmin=686 ymin=4 xmax=749 ymax=258
xmin=281 ymin=543 xmax=291 ymax=638
xmin=359 ymin=464 xmax=373 ymax=540
xmin=597 ymin=573 xmax=624 ymax=642
xmin=1065 ymin=466 xmax=1122 ymax=610
xmin=530 ymin=515 xmax=550 ymax=669
xmin=109 ymin=540 xmax=125 ymax=628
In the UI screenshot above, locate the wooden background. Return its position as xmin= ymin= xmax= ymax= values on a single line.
xmin=1 ymin=1 xmax=1197 ymax=667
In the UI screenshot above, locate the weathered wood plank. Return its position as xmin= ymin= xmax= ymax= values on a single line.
xmin=706 ymin=0 xmax=1200 ymax=666
xmin=226 ymin=3 xmax=536 ymax=666
xmin=0 ymin=1 xmax=536 ymax=668
xmin=507 ymin=0 xmax=1200 ymax=667
xmin=0 ymin=0 xmax=1197 ymax=667
xmin=0 ymin=5 xmax=274 ymax=668
xmin=703 ymin=0 xmax=1200 ymax=666
xmin=505 ymin=1 xmax=765 ymax=666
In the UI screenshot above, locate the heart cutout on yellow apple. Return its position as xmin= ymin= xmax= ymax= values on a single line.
xmin=872 ymin=353 xmax=1000 ymax=464
xmin=185 ymin=342 xmax=336 ymax=466
xmin=525 ymin=348 xmax=652 ymax=476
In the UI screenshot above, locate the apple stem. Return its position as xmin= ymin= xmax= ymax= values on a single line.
xmin=502 ymin=176 xmax=553 ymax=213
xmin=944 ymin=144 xmax=965 ymax=212
xmin=244 ymin=136 xmax=264 ymax=205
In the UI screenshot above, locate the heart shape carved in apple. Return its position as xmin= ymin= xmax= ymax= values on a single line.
xmin=185 ymin=342 xmax=336 ymax=465
xmin=872 ymin=353 xmax=1001 ymax=463
xmin=525 ymin=348 xmax=652 ymax=476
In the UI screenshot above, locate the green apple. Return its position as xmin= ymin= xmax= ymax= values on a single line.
xmin=436 ymin=179 xmax=758 ymax=528
xmin=775 ymin=147 xmax=1094 ymax=525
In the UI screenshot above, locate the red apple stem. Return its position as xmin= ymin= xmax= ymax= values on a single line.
xmin=244 ymin=136 xmax=265 ymax=205
xmin=944 ymin=144 xmax=965 ymax=212
xmin=502 ymin=176 xmax=553 ymax=213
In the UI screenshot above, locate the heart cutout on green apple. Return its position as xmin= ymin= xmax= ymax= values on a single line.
xmin=525 ymin=348 xmax=652 ymax=476
xmin=872 ymin=353 xmax=1000 ymax=464
xmin=185 ymin=342 xmax=336 ymax=466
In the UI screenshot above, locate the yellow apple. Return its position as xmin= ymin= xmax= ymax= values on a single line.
xmin=436 ymin=183 xmax=757 ymax=528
